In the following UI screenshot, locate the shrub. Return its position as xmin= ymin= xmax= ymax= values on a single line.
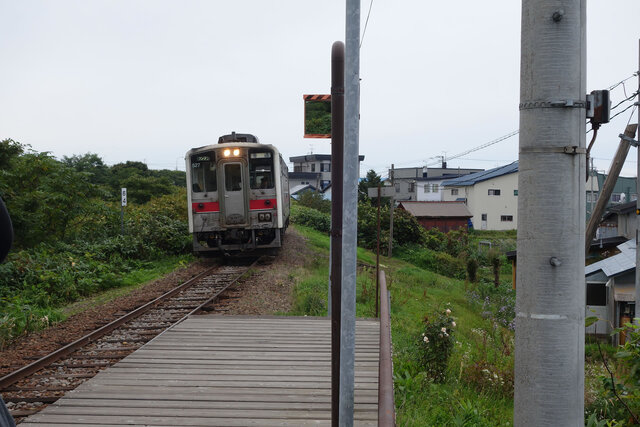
xmin=290 ymin=204 xmax=331 ymax=233
xmin=396 ymin=246 xmax=466 ymax=280
xmin=466 ymin=256 xmax=478 ymax=283
xmin=418 ymin=307 xmax=456 ymax=382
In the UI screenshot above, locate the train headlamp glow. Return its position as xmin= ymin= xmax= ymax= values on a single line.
xmin=258 ymin=212 xmax=272 ymax=222
xmin=223 ymin=149 xmax=231 ymax=157
xmin=233 ymin=148 xmax=240 ymax=156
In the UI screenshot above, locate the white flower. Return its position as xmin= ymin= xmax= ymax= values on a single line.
xmin=451 ymin=321 xmax=456 ymax=328
xmin=446 ymin=309 xmax=452 ymax=315
xmin=441 ymin=327 xmax=447 ymax=333
xmin=423 ymin=336 xmax=429 ymax=343
xmin=422 ymin=333 xmax=425 ymax=337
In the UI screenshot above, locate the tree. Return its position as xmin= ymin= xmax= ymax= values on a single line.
xmin=0 ymin=139 xmax=25 ymax=170
xmin=62 ymin=153 xmax=109 ymax=185
xmin=1 ymin=149 xmax=96 ymax=247
xmin=358 ymin=169 xmax=385 ymax=203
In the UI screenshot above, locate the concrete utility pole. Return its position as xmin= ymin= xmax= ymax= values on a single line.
xmin=339 ymin=0 xmax=360 ymax=425
xmin=515 ymin=2 xmax=586 ymax=426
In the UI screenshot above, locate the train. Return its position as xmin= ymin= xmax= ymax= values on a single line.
xmin=185 ymin=132 xmax=290 ymax=254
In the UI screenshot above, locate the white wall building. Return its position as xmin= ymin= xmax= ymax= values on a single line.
xmin=442 ymin=162 xmax=519 ymax=230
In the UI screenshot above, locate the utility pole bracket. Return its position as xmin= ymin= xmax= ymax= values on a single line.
xmin=519 ymin=100 xmax=587 ymax=110
xmin=619 ymin=134 xmax=639 ymax=147
xmin=520 ymin=146 xmax=586 ymax=155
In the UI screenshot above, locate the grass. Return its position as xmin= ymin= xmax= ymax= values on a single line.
xmin=289 ymin=225 xmax=515 ymax=425
xmin=62 ymin=254 xmax=194 ymax=318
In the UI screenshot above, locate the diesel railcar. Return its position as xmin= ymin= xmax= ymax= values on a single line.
xmin=186 ymin=133 xmax=290 ymax=254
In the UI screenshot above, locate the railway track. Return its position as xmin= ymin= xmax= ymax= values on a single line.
xmin=0 ymin=257 xmax=261 ymax=423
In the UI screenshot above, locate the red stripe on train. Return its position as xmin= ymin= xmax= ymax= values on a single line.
xmin=250 ymin=199 xmax=277 ymax=210
xmin=192 ymin=202 xmax=219 ymax=212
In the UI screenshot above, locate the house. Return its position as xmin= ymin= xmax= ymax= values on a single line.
xmin=442 ymin=162 xmax=519 ymax=230
xmin=585 ymin=239 xmax=636 ymax=343
xmin=289 ymin=154 xmax=364 ymax=191
xmin=388 ymin=165 xmax=483 ymax=201
xmin=606 ymin=201 xmax=638 ymax=240
xmin=398 ymin=201 xmax=472 ymax=233
xmin=587 ymin=172 xmax=637 ymax=221
xmin=290 ymin=184 xmax=319 ymax=200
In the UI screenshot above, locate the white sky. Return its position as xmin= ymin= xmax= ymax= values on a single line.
xmin=1 ymin=1 xmax=639 ymax=178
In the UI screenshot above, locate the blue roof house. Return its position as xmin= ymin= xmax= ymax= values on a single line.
xmin=442 ymin=162 xmax=519 ymax=230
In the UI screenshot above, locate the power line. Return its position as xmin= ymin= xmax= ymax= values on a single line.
xmin=607 ymin=73 xmax=638 ymax=91
xmin=426 ymin=130 xmax=519 ymax=166
xmin=360 ymin=0 xmax=374 ymax=48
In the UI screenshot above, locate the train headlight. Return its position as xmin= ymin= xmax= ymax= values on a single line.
xmin=223 ymin=149 xmax=231 ymax=157
xmin=233 ymin=148 xmax=240 ymax=156
xmin=258 ymin=212 xmax=272 ymax=222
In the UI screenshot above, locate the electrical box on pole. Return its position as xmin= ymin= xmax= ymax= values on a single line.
xmin=586 ymin=89 xmax=611 ymax=127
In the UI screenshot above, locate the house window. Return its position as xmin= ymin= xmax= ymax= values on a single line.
xmin=311 ymin=164 xmax=316 ymax=172
xmin=424 ymin=184 xmax=430 ymax=193
xmin=451 ymin=188 xmax=459 ymax=196
xmin=294 ymin=166 xmax=302 ymax=172
xmin=586 ymin=283 xmax=607 ymax=306
xmin=432 ymin=184 xmax=439 ymax=192
xmin=514 ymin=190 xmax=518 ymax=196
xmin=481 ymin=214 xmax=487 ymax=221
xmin=488 ymin=189 xmax=501 ymax=196
xmin=321 ymin=163 xmax=331 ymax=172
xmin=395 ymin=184 xmax=400 ymax=192
xmin=611 ymin=193 xmax=621 ymax=203
xmin=500 ymin=215 xmax=513 ymax=222
xmin=409 ymin=182 xmax=415 ymax=193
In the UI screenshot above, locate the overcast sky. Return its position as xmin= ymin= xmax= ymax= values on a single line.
xmin=1 ymin=1 xmax=639 ymax=178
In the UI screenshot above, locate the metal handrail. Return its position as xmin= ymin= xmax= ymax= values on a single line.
xmin=378 ymin=270 xmax=395 ymax=426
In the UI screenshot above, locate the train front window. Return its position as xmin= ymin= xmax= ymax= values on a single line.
xmin=191 ymin=152 xmax=216 ymax=192
xmin=225 ymin=163 xmax=242 ymax=191
xmin=249 ymin=150 xmax=274 ymax=189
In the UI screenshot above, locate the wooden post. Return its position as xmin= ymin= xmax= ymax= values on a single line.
xmin=585 ymin=124 xmax=638 ymax=255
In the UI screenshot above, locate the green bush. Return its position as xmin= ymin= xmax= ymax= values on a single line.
xmin=396 ymin=246 xmax=466 ymax=280
xmin=290 ymin=204 xmax=331 ymax=233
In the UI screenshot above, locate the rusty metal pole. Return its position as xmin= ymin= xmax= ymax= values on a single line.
xmin=330 ymin=40 xmax=345 ymax=427
xmin=376 ymin=184 xmax=381 ymax=318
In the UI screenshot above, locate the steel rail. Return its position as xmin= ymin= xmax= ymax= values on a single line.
xmin=378 ymin=270 xmax=395 ymax=426
xmin=154 ymin=256 xmax=261 ymax=339
xmin=0 ymin=263 xmax=220 ymax=390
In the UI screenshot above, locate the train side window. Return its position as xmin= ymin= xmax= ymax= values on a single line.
xmin=249 ymin=150 xmax=274 ymax=189
xmin=191 ymin=152 xmax=216 ymax=192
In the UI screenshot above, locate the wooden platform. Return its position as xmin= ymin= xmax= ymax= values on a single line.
xmin=21 ymin=315 xmax=380 ymax=426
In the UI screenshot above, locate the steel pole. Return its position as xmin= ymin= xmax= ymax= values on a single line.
xmin=515 ymin=1 xmax=586 ymax=425
xmin=388 ymin=164 xmax=394 ymax=257
xmin=376 ymin=184 xmax=381 ymax=318
xmin=340 ymin=0 xmax=360 ymax=425
xmin=330 ymin=40 xmax=345 ymax=427
xmin=633 ymin=40 xmax=640 ymax=324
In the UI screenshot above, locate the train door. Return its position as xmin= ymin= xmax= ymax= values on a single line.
xmin=222 ymin=162 xmax=247 ymax=225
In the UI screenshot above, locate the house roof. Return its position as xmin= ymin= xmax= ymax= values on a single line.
xmin=442 ymin=161 xmax=518 ymax=187
xmin=290 ymin=184 xmax=317 ymax=195
xmin=398 ymin=201 xmax=472 ymax=218
xmin=585 ymin=239 xmax=635 ymax=278
xmin=596 ymin=173 xmax=636 ymax=196
xmin=289 ymin=154 xmax=365 ymax=163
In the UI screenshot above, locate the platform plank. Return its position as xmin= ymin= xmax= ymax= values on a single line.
xmin=22 ymin=315 xmax=381 ymax=426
